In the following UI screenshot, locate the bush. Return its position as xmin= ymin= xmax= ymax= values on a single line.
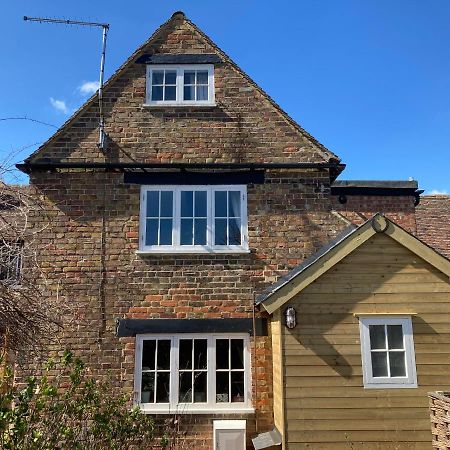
xmin=0 ymin=350 xmax=155 ymax=450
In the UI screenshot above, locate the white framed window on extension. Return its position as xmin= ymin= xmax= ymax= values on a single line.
xmin=145 ymin=64 xmax=215 ymax=106
xmin=138 ymin=185 xmax=249 ymax=254
xmin=134 ymin=334 xmax=253 ymax=414
xmin=359 ymin=316 xmax=417 ymax=389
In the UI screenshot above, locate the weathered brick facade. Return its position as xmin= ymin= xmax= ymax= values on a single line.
xmin=416 ymin=195 xmax=450 ymax=258
xmin=17 ymin=12 xmax=349 ymax=449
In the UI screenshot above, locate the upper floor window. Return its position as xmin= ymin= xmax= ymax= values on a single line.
xmin=146 ymin=65 xmax=215 ymax=106
xmin=359 ymin=316 xmax=417 ymax=389
xmin=139 ymin=185 xmax=248 ymax=253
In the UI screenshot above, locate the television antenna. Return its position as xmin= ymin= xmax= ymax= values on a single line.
xmin=23 ymin=16 xmax=110 ymax=150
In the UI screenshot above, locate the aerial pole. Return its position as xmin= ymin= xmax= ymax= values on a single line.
xmin=23 ymin=16 xmax=110 ymax=150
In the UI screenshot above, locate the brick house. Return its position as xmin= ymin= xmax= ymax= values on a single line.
xmin=14 ymin=11 xmax=450 ymax=449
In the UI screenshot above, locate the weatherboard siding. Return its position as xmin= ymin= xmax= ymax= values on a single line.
xmin=280 ymin=233 xmax=450 ymax=449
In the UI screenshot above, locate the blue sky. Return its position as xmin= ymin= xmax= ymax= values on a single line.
xmin=1 ymin=0 xmax=449 ymax=193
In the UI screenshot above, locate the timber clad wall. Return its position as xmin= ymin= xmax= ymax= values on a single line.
xmin=282 ymin=233 xmax=450 ymax=449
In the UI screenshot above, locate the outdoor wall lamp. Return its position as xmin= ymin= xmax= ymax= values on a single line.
xmin=284 ymin=306 xmax=297 ymax=329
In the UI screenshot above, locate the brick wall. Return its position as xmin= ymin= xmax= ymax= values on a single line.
xmin=21 ymin=167 xmax=345 ymax=448
xmin=331 ymin=194 xmax=417 ymax=233
xmin=416 ymin=195 xmax=450 ymax=258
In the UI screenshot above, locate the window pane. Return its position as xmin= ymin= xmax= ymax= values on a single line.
xmin=371 ymin=351 xmax=388 ymax=377
xmin=390 ymin=351 xmax=406 ymax=377
xmin=194 ymin=219 xmax=207 ymax=245
xmin=181 ymin=191 xmax=193 ymax=217
xmin=228 ymin=191 xmax=241 ymax=217
xmin=152 ymin=71 xmax=164 ymax=85
xmin=197 ymin=71 xmax=208 ymax=84
xmin=146 ymin=191 xmax=159 ymax=217
xmin=159 ymin=219 xmax=173 ymax=245
xmin=229 ymin=218 xmax=241 ymax=245
xmin=230 ymin=339 xmax=244 ymax=369
xmin=157 ymin=340 xmax=171 ymax=370
xmin=165 ymin=70 xmax=177 ymax=85
xmin=369 ymin=325 xmax=386 ymax=350
xmin=179 ymin=372 xmax=192 ymax=403
xmin=193 ymin=371 xmax=207 ymax=403
xmin=184 ymin=71 xmax=196 ymax=85
xmin=179 ymin=339 xmax=193 ymax=370
xmin=194 ymin=339 xmax=207 ymax=370
xmin=181 ymin=219 xmax=193 ymax=245
xmin=156 ymin=372 xmax=170 ymax=403
xmin=142 ymin=340 xmax=156 ymax=371
xmin=196 ymin=85 xmax=208 ymax=101
xmin=160 ymin=191 xmax=173 ymax=217
xmin=216 ymin=372 xmax=229 ymax=403
xmin=231 ymin=372 xmax=245 ymax=402
xmin=141 ymin=372 xmax=155 ymax=403
xmin=151 ymin=86 xmax=163 ymax=101
xmin=215 ymin=191 xmax=227 ymax=217
xmin=184 ymin=85 xmax=195 ymax=101
xmin=216 ymin=339 xmax=229 ymax=369
xmin=387 ymin=325 xmax=404 ymax=350
xmin=215 ymin=219 xmax=227 ymax=245
xmin=145 ymin=219 xmax=158 ymax=245
xmin=165 ymin=86 xmax=176 ymax=101
xmin=195 ymin=191 xmax=207 ymax=217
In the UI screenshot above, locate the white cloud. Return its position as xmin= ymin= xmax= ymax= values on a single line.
xmin=429 ymin=189 xmax=449 ymax=195
xmin=78 ymin=81 xmax=100 ymax=95
xmin=49 ymin=97 xmax=69 ymax=114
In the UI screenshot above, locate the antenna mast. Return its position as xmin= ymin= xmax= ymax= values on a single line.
xmin=24 ymin=16 xmax=110 ymax=150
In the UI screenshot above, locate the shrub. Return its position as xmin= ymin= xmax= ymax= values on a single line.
xmin=0 ymin=350 xmax=155 ymax=450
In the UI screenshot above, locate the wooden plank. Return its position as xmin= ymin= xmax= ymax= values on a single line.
xmin=284 ymin=375 xmax=450 ymax=387
xmin=285 ymin=396 xmax=428 ymax=409
xmin=286 ymin=430 xmax=430 ymax=443
xmin=296 ymin=292 xmax=450 ymax=303
xmin=284 ymin=385 xmax=448 ymax=398
xmin=303 ymin=282 xmax=450 ymax=294
xmin=284 ymin=352 xmax=450 ymax=366
xmin=285 ymin=418 xmax=428 ymax=431
xmin=292 ymin=302 xmax=450 ymax=313
xmin=286 ymin=407 xmax=427 ymax=420
xmin=285 ymin=442 xmax=427 ymax=450
xmin=270 ymin=310 xmax=285 ymax=445
xmin=312 ymin=272 xmax=448 ymax=283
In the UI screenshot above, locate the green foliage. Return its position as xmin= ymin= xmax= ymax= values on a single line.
xmin=0 ymin=351 xmax=155 ymax=450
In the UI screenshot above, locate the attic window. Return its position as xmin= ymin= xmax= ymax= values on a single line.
xmin=145 ymin=65 xmax=215 ymax=106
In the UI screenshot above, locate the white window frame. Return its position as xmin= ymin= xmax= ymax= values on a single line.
xmin=145 ymin=64 xmax=215 ymax=106
xmin=134 ymin=334 xmax=253 ymax=414
xmin=359 ymin=316 xmax=418 ymax=389
xmin=138 ymin=185 xmax=249 ymax=254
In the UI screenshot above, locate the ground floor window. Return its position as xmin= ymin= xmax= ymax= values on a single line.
xmin=359 ymin=316 xmax=417 ymax=388
xmin=134 ymin=334 xmax=252 ymax=413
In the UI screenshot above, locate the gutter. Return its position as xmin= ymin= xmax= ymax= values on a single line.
xmin=16 ymin=161 xmax=345 ymax=174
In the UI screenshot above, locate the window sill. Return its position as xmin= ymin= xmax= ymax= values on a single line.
xmin=139 ymin=406 xmax=255 ymax=415
xmin=136 ymin=248 xmax=251 ymax=255
xmin=143 ymin=102 xmax=217 ymax=108
xmin=363 ymin=383 xmax=418 ymax=389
